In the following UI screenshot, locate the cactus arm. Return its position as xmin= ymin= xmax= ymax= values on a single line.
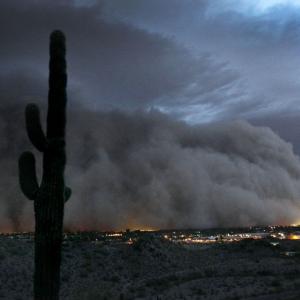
xmin=64 ymin=187 xmax=72 ymax=202
xmin=26 ymin=104 xmax=47 ymax=152
xmin=18 ymin=151 xmax=39 ymax=200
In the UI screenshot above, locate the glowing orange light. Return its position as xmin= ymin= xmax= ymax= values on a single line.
xmin=288 ymin=234 xmax=300 ymax=240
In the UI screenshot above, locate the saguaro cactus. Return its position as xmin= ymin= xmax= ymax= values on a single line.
xmin=18 ymin=30 xmax=71 ymax=300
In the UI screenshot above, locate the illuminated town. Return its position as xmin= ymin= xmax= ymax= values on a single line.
xmin=65 ymin=225 xmax=300 ymax=245
xmin=3 ymin=225 xmax=300 ymax=245
xmin=2 ymin=225 xmax=300 ymax=299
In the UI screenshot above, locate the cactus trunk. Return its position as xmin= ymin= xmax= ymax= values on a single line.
xmin=18 ymin=31 xmax=71 ymax=300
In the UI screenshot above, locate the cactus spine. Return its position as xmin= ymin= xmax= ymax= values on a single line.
xmin=18 ymin=30 xmax=71 ymax=300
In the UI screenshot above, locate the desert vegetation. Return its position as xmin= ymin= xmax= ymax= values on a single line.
xmin=18 ymin=31 xmax=71 ymax=299
xmin=1 ymin=234 xmax=300 ymax=299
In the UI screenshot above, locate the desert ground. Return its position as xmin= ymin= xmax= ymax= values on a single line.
xmin=1 ymin=233 xmax=300 ymax=300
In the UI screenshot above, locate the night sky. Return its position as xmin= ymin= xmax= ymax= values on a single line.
xmin=2 ymin=0 xmax=300 ymax=231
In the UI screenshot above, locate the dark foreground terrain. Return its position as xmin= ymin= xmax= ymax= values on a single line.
xmin=1 ymin=233 xmax=300 ymax=299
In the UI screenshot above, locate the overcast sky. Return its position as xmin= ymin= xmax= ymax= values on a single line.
xmin=3 ymin=0 xmax=300 ymax=230
xmin=2 ymin=1 xmax=300 ymax=137
xmin=2 ymin=1 xmax=300 ymax=118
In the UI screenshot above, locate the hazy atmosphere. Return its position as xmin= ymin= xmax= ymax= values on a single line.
xmin=2 ymin=0 xmax=300 ymax=231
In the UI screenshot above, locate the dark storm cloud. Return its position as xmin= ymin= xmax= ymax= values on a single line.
xmin=103 ymin=0 xmax=300 ymax=124
xmin=252 ymin=112 xmax=300 ymax=156
xmin=0 ymin=71 xmax=299 ymax=231
xmin=0 ymin=0 xmax=239 ymax=112
xmin=2 ymin=88 xmax=300 ymax=231
xmin=65 ymin=109 xmax=300 ymax=230
xmin=4 ymin=0 xmax=300 ymax=125
xmin=2 ymin=0 xmax=300 ymax=231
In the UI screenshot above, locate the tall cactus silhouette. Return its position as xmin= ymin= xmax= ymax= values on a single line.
xmin=18 ymin=30 xmax=71 ymax=300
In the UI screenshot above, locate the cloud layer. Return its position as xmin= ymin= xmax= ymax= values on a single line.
xmin=1 ymin=1 xmax=300 ymax=231
xmin=2 ymin=101 xmax=300 ymax=231
xmin=64 ymin=110 xmax=300 ymax=230
xmin=0 ymin=0 xmax=239 ymax=115
xmin=103 ymin=0 xmax=300 ymax=123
